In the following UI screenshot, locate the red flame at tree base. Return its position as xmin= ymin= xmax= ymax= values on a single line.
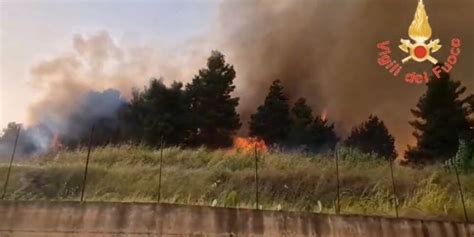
xmin=233 ymin=137 xmax=268 ymax=154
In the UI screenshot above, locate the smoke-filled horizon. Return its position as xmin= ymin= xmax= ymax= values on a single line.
xmin=1 ymin=0 xmax=473 ymax=156
xmin=218 ymin=0 xmax=474 ymax=154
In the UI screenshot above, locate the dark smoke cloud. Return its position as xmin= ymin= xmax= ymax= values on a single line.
xmin=0 ymin=89 xmax=125 ymax=159
xmin=4 ymin=1 xmax=473 ymax=157
xmin=217 ymin=0 xmax=474 ymax=154
xmin=2 ymin=31 xmax=210 ymax=157
xmin=60 ymin=89 xmax=126 ymax=142
xmin=11 ymin=29 xmax=217 ymax=157
xmin=1 ymin=32 xmax=159 ymax=157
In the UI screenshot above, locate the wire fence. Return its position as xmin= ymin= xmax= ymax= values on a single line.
xmin=0 ymin=125 xmax=471 ymax=223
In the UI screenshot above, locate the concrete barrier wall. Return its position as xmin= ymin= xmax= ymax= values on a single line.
xmin=0 ymin=201 xmax=473 ymax=237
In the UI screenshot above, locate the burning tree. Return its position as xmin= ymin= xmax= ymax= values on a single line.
xmin=287 ymin=98 xmax=338 ymax=152
xmin=249 ymin=80 xmax=291 ymax=146
xmin=249 ymin=82 xmax=337 ymax=152
xmin=186 ymin=51 xmax=241 ymax=148
xmin=307 ymin=116 xmax=338 ymax=152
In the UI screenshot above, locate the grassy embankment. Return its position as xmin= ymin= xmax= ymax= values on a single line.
xmin=0 ymin=145 xmax=473 ymax=222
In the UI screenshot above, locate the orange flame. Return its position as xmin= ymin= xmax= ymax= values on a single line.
xmin=321 ymin=108 xmax=328 ymax=121
xmin=233 ymin=137 xmax=268 ymax=154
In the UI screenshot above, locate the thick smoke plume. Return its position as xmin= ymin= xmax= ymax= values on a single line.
xmin=0 ymin=89 xmax=125 ymax=157
xmin=218 ymin=0 xmax=474 ymax=153
xmin=2 ymin=0 xmax=473 ymax=157
xmin=0 ymin=31 xmax=207 ymax=157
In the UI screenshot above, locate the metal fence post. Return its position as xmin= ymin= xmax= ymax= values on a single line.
xmin=389 ymin=158 xmax=399 ymax=218
xmin=80 ymin=125 xmax=95 ymax=202
xmin=453 ymin=163 xmax=469 ymax=222
xmin=255 ymin=143 xmax=259 ymax=210
xmin=335 ymin=143 xmax=341 ymax=214
xmin=1 ymin=125 xmax=21 ymax=200
xmin=158 ymin=135 xmax=164 ymax=202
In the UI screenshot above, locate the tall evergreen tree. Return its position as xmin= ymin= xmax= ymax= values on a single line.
xmin=287 ymin=98 xmax=314 ymax=147
xmin=186 ymin=51 xmax=241 ymax=148
xmin=405 ymin=66 xmax=471 ymax=164
xmin=286 ymin=98 xmax=338 ymax=151
xmin=308 ymin=116 xmax=338 ymax=152
xmin=124 ymin=79 xmax=189 ymax=146
xmin=345 ymin=115 xmax=397 ymax=159
xmin=249 ymin=80 xmax=291 ymax=145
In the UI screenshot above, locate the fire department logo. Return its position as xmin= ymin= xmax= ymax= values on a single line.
xmin=399 ymin=0 xmax=441 ymax=64
xmin=376 ymin=0 xmax=462 ymax=84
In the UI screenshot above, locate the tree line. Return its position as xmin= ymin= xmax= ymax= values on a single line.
xmin=1 ymin=52 xmax=474 ymax=168
xmin=119 ymin=51 xmax=396 ymax=159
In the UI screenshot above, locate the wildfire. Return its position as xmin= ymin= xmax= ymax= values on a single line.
xmin=321 ymin=108 xmax=328 ymax=121
xmin=51 ymin=133 xmax=64 ymax=151
xmin=233 ymin=137 xmax=268 ymax=154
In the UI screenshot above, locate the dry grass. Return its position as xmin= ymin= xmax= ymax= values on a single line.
xmin=0 ymin=145 xmax=472 ymax=222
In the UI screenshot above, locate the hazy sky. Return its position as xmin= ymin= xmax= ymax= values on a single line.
xmin=0 ymin=0 xmax=220 ymax=129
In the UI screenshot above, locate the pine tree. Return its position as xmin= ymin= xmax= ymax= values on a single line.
xmin=405 ymin=66 xmax=471 ymax=164
xmin=291 ymin=98 xmax=314 ymax=128
xmin=345 ymin=115 xmax=397 ymax=159
xmin=186 ymin=51 xmax=241 ymax=148
xmin=124 ymin=79 xmax=190 ymax=146
xmin=249 ymin=80 xmax=291 ymax=145
xmin=308 ymin=116 xmax=338 ymax=152
xmin=286 ymin=98 xmax=338 ymax=151
xmin=287 ymin=98 xmax=314 ymax=147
